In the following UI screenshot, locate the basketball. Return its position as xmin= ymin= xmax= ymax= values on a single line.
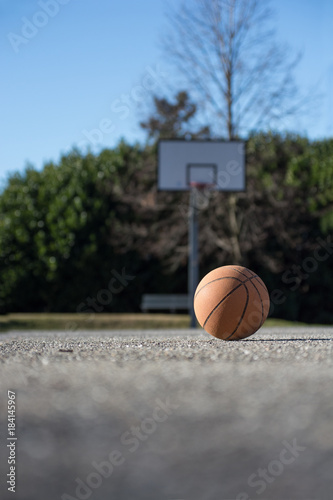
xmin=194 ymin=265 xmax=270 ymax=340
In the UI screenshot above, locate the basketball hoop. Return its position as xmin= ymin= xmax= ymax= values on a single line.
xmin=188 ymin=181 xmax=215 ymax=212
xmin=157 ymin=139 xmax=246 ymax=328
xmin=158 ymin=140 xmax=245 ymax=191
xmin=189 ymin=181 xmax=215 ymax=191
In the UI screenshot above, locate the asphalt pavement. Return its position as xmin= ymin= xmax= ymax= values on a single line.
xmin=0 ymin=327 xmax=333 ymax=500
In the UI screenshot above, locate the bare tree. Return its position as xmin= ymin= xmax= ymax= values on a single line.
xmin=162 ymin=0 xmax=302 ymax=140
xmin=161 ymin=0 xmax=309 ymax=264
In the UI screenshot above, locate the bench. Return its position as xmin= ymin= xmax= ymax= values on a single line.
xmin=141 ymin=294 xmax=190 ymax=313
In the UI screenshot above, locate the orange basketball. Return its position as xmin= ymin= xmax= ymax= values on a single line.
xmin=194 ymin=265 xmax=270 ymax=340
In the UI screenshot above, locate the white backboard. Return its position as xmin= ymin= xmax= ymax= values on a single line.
xmin=158 ymin=140 xmax=245 ymax=191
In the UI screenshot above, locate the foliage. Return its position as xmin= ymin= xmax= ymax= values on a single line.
xmin=140 ymin=91 xmax=210 ymax=141
xmin=285 ymin=138 xmax=333 ymax=232
xmin=0 ymin=144 xmax=162 ymax=312
xmin=1 ymin=132 xmax=333 ymax=323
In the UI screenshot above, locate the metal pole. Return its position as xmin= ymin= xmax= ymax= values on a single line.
xmin=188 ymin=188 xmax=199 ymax=328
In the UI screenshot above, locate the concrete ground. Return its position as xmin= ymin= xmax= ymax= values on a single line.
xmin=0 ymin=327 xmax=333 ymax=500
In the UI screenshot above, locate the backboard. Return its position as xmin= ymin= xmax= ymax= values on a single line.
xmin=158 ymin=140 xmax=245 ymax=191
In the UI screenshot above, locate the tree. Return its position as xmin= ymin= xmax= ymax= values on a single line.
xmin=140 ymin=91 xmax=210 ymax=140
xmin=0 ymin=143 xmax=163 ymax=313
xmin=285 ymin=138 xmax=333 ymax=233
xmin=1 ymin=135 xmax=333 ymax=322
xmin=162 ymin=0 xmax=303 ymax=139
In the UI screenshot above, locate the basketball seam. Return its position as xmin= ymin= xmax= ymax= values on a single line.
xmin=194 ymin=276 xmax=244 ymax=299
xmin=233 ymin=267 xmax=268 ymax=327
xmin=248 ymin=278 xmax=265 ymax=327
xmin=202 ymin=274 xmax=259 ymax=329
xmin=203 ymin=282 xmax=243 ymax=328
xmin=225 ymin=283 xmax=250 ymax=340
xmin=246 ymin=269 xmax=269 ymax=328
xmin=252 ymin=275 xmax=268 ymax=293
xmin=231 ymin=267 xmax=250 ymax=278
xmin=243 ymin=269 xmax=265 ymax=328
xmin=195 ymin=274 xmax=258 ymax=299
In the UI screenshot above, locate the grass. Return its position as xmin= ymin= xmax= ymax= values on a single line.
xmin=0 ymin=313 xmax=190 ymax=332
xmin=0 ymin=312 xmax=316 ymax=332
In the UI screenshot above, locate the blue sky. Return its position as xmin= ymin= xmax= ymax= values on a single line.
xmin=1 ymin=0 xmax=332 ymax=186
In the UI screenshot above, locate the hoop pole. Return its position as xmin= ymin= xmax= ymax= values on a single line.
xmin=188 ymin=188 xmax=199 ymax=328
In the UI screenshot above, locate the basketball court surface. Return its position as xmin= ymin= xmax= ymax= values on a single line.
xmin=1 ymin=327 xmax=332 ymax=500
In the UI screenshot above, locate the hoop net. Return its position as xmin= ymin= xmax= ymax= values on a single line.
xmin=188 ymin=181 xmax=215 ymax=211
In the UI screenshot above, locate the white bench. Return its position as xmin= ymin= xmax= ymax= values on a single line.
xmin=141 ymin=294 xmax=190 ymax=313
